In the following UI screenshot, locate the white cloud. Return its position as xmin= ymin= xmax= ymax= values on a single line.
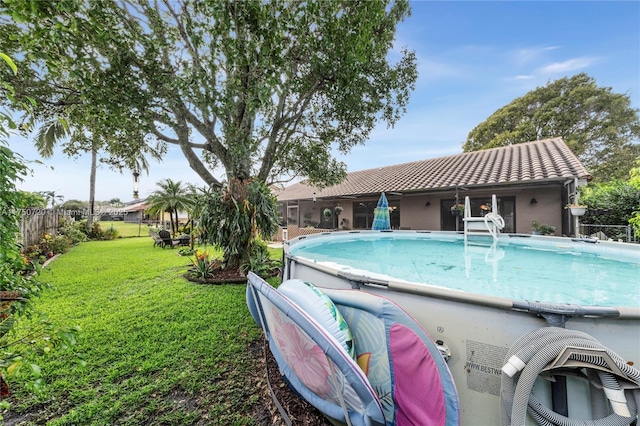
xmin=514 ymin=46 xmax=560 ymax=65
xmin=536 ymin=56 xmax=599 ymax=75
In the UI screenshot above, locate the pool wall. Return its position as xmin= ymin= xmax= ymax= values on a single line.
xmin=283 ymin=231 xmax=640 ymax=425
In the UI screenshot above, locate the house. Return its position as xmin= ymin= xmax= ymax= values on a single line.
xmin=120 ymin=199 xmax=190 ymax=227
xmin=120 ymin=200 xmax=150 ymax=224
xmin=274 ymin=138 xmax=591 ymax=239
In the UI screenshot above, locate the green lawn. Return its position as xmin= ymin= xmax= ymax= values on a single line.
xmin=5 ymin=237 xmax=280 ymax=425
xmin=97 ymin=221 xmax=153 ymax=238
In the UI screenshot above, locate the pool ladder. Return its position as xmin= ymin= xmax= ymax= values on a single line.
xmin=463 ymin=194 xmax=505 ymax=242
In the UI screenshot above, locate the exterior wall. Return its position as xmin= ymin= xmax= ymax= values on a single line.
xmin=513 ymin=187 xmax=564 ymax=235
xmin=279 ymin=185 xmax=569 ymax=236
xmin=124 ymin=211 xmax=143 ymax=224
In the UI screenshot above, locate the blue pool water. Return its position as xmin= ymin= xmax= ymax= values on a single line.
xmin=289 ymin=233 xmax=640 ymax=308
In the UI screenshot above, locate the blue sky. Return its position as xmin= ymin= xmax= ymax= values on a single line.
xmin=8 ymin=1 xmax=640 ymax=203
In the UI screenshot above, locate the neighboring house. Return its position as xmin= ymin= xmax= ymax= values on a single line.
xmin=121 ymin=200 xmax=150 ymax=224
xmin=274 ymin=138 xmax=591 ymax=239
xmin=120 ymin=199 xmax=189 ymax=226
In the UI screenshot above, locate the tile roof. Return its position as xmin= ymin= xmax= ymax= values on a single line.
xmin=275 ymin=138 xmax=591 ymax=201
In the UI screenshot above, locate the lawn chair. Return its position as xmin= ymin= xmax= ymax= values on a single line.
xmin=158 ymin=230 xmax=175 ymax=249
xmin=149 ymin=229 xmax=165 ymax=248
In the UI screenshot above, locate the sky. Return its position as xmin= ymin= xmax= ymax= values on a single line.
xmin=7 ymin=1 xmax=640 ymax=204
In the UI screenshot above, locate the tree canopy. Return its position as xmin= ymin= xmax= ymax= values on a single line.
xmin=1 ymin=0 xmax=417 ymax=189
xmin=464 ymin=73 xmax=640 ymax=182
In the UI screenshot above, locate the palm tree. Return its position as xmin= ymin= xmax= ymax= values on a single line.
xmin=146 ymin=179 xmax=193 ymax=236
xmin=37 ymin=190 xmax=64 ymax=208
xmin=34 ymin=118 xmax=153 ymax=230
xmin=34 ymin=118 xmax=99 ymax=228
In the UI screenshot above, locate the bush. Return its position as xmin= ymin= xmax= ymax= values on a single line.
xmin=88 ymin=222 xmax=104 ymax=240
xmin=58 ymin=218 xmax=88 ymax=244
xmin=240 ymin=239 xmax=281 ymax=277
xmin=102 ymin=226 xmax=118 ymax=240
xmin=580 ymin=178 xmax=640 ymax=226
xmin=188 ymin=250 xmax=219 ymax=279
xmin=33 ymin=233 xmax=72 ymax=259
xmin=177 ymin=247 xmax=195 ymax=256
xmin=45 ymin=234 xmax=72 ymax=255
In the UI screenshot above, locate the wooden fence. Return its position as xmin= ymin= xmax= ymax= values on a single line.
xmin=19 ymin=209 xmax=71 ymax=249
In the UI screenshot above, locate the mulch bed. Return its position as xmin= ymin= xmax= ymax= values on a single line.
xmin=184 ymin=266 xmax=281 ymax=285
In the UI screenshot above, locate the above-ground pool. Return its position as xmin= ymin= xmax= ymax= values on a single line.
xmin=283 ymin=231 xmax=640 ymax=425
xmin=288 ymin=231 xmax=640 ymax=308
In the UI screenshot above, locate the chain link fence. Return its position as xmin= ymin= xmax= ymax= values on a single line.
xmin=579 ymin=224 xmax=636 ymax=243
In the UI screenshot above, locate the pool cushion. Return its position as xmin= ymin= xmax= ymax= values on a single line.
xmin=278 ymin=279 xmax=356 ymax=359
xmin=323 ymin=288 xmax=460 ymax=426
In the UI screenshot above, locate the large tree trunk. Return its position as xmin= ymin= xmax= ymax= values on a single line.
xmin=222 ymin=178 xmax=254 ymax=270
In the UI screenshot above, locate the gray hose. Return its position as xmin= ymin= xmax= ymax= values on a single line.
xmin=589 ymin=370 xmax=610 ymax=419
xmin=500 ymin=327 xmax=640 ymax=426
xmin=501 ymin=328 xmax=597 ymax=423
xmin=527 ymin=393 xmax=637 ymax=426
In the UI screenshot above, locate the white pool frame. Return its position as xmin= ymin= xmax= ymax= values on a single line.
xmin=282 ymin=230 xmax=640 ymax=425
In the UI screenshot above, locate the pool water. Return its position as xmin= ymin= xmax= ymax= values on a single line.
xmin=289 ymin=234 xmax=640 ymax=308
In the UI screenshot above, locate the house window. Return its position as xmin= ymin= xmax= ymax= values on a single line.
xmin=277 ymin=203 xmax=286 ymax=226
xmin=389 ymin=205 xmax=401 ymax=229
xmin=353 ymin=201 xmax=375 ymax=229
xmin=441 ymin=199 xmax=462 ymax=231
xmin=352 ymin=202 xmax=401 ymax=229
xmin=499 ymin=198 xmax=515 ymax=233
xmin=286 ymin=205 xmax=298 ymax=226
xmin=440 ymin=196 xmax=516 ymax=233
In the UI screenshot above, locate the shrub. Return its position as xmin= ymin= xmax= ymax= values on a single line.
xmin=240 ymin=239 xmax=281 ymax=277
xmin=37 ymin=234 xmax=72 ymax=258
xmin=58 ymin=218 xmax=88 ymax=244
xmin=102 ymin=226 xmax=118 ymax=240
xmin=88 ymin=222 xmax=104 ymax=240
xmin=177 ymin=247 xmax=195 ymax=256
xmin=188 ymin=249 xmax=219 ymax=279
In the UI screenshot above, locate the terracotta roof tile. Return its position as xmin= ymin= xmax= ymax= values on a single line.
xmin=275 ymin=138 xmax=591 ymax=201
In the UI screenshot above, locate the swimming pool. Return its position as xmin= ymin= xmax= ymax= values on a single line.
xmin=283 ymin=231 xmax=640 ymax=425
xmin=288 ymin=231 xmax=640 ymax=308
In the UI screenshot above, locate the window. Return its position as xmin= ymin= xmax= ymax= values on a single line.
xmin=353 ymin=202 xmax=375 ymax=229
xmin=286 ymin=205 xmax=298 ymax=226
xmin=440 ymin=196 xmax=516 ymax=233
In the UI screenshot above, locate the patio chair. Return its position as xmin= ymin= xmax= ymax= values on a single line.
xmin=149 ymin=229 xmax=165 ymax=248
xmin=158 ymin=230 xmax=175 ymax=249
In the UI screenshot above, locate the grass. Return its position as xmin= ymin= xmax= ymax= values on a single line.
xmin=96 ymin=221 xmax=152 ymax=238
xmin=6 ymin=237 xmax=281 ymax=425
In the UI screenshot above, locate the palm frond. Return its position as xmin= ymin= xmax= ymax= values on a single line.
xmin=34 ymin=119 xmax=70 ymax=158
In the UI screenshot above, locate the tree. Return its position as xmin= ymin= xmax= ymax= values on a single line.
xmin=199 ymin=179 xmax=279 ymax=270
xmin=146 ymin=179 xmax=193 ymax=236
xmin=2 ymin=0 xmax=417 ymax=268
xmin=37 ymin=190 xmax=64 ymax=208
xmin=580 ymin=160 xmax=640 ymax=235
xmin=464 ymin=73 xmax=640 ymax=182
xmin=108 ymin=198 xmax=123 ymax=207
xmin=0 ymin=53 xmax=79 ymax=410
xmin=33 ymin=117 xmax=156 ymax=230
xmin=17 ymin=191 xmax=46 ymax=208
